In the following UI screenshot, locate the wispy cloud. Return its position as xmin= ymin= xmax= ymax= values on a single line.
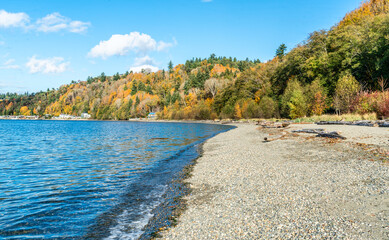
xmin=0 ymin=9 xmax=90 ymax=33
xmin=26 ymin=56 xmax=69 ymax=74
xmin=0 ymin=81 xmax=27 ymax=92
xmin=0 ymin=58 xmax=20 ymax=69
xmin=134 ymin=55 xmax=156 ymax=66
xmin=88 ymin=32 xmax=176 ymax=59
xmin=157 ymin=41 xmax=173 ymax=51
xmin=36 ymin=13 xmax=90 ymax=33
xmin=202 ymin=0 xmax=213 ymax=2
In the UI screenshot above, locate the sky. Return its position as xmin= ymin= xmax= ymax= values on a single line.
xmin=0 ymin=0 xmax=362 ymax=93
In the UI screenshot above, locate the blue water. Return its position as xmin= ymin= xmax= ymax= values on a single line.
xmin=0 ymin=120 xmax=233 ymax=239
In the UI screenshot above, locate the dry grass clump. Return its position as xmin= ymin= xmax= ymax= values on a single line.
xmin=292 ymin=113 xmax=377 ymax=123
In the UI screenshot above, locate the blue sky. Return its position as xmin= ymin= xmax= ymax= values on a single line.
xmin=0 ymin=0 xmax=362 ymax=93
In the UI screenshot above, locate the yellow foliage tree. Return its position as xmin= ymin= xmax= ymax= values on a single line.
xmin=63 ymin=105 xmax=72 ymax=115
xmin=20 ymin=106 xmax=31 ymax=116
xmin=234 ymin=104 xmax=242 ymax=119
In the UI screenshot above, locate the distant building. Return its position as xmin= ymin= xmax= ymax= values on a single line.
xmin=81 ymin=113 xmax=91 ymax=119
xmin=58 ymin=114 xmax=72 ymax=119
xmin=147 ymin=112 xmax=157 ymax=119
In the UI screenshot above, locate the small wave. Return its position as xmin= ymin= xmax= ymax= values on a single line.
xmin=104 ymin=185 xmax=166 ymax=240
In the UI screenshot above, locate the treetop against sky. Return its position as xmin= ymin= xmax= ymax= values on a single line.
xmin=0 ymin=0 xmax=361 ymax=93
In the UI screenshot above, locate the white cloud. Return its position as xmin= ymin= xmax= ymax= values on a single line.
xmin=130 ymin=65 xmax=159 ymax=73
xmin=134 ymin=55 xmax=156 ymax=66
xmin=0 ymin=10 xmax=29 ymax=28
xmin=68 ymin=20 xmax=89 ymax=33
xmin=0 ymin=10 xmax=89 ymax=33
xmin=157 ymin=41 xmax=173 ymax=51
xmin=202 ymin=0 xmax=213 ymax=2
xmin=0 ymin=58 xmax=20 ymax=69
xmin=0 ymin=41 xmax=5 ymax=45
xmin=36 ymin=12 xmax=90 ymax=33
xmin=88 ymin=32 xmax=156 ymax=59
xmin=26 ymin=56 xmax=69 ymax=74
xmin=130 ymin=55 xmax=158 ymax=73
xmin=89 ymin=32 xmax=176 ymax=59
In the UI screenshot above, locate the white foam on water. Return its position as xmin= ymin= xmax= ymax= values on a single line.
xmin=104 ymin=185 xmax=167 ymax=240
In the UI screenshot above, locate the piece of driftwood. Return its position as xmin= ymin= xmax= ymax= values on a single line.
xmin=292 ymin=128 xmax=347 ymax=140
xmin=292 ymin=129 xmax=325 ymax=134
xmin=258 ymin=121 xmax=290 ymax=128
xmin=263 ymin=136 xmax=283 ymax=142
xmin=316 ymin=120 xmax=389 ymax=128
xmin=316 ymin=121 xmax=349 ymax=125
xmin=316 ymin=131 xmax=347 ymax=140
xmin=378 ymin=122 xmax=389 ymax=127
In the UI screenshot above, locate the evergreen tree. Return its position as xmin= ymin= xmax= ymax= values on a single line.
xmin=276 ymin=43 xmax=287 ymax=59
xmin=87 ymin=76 xmax=93 ymax=84
xmin=146 ymin=85 xmax=153 ymax=94
xmin=131 ymin=80 xmax=138 ymax=95
xmin=113 ymin=72 xmax=120 ymax=81
xmin=135 ymin=96 xmax=140 ymax=107
xmin=168 ymin=61 xmax=173 ymax=73
xmin=138 ymin=81 xmax=146 ymax=91
xmin=100 ymin=72 xmax=106 ymax=82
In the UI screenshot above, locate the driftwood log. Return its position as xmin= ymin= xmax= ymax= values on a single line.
xmin=292 ymin=129 xmax=325 ymax=134
xmin=316 ymin=120 xmax=389 ymax=128
xmin=292 ymin=129 xmax=347 ymax=140
xmin=258 ymin=121 xmax=290 ymax=128
xmin=316 ymin=131 xmax=347 ymax=140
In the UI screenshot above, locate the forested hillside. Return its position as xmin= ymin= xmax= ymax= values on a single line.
xmin=1 ymin=0 xmax=389 ymax=120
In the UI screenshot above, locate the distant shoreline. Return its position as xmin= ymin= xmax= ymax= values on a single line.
xmin=0 ymin=117 xmax=251 ymax=125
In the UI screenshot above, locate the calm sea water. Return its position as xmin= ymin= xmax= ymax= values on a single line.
xmin=0 ymin=120 xmax=233 ymax=239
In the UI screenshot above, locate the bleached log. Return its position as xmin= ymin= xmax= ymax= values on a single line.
xmin=292 ymin=129 xmax=325 ymax=134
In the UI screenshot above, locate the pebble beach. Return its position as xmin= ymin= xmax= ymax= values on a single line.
xmin=162 ymin=123 xmax=389 ymax=239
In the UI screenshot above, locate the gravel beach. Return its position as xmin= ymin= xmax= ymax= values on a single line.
xmin=162 ymin=123 xmax=389 ymax=239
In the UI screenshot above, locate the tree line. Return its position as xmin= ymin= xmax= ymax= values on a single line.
xmin=1 ymin=0 xmax=388 ymax=120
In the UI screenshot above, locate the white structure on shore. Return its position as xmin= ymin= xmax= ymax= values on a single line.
xmin=81 ymin=113 xmax=91 ymax=119
xmin=147 ymin=112 xmax=157 ymax=119
xmin=57 ymin=114 xmax=74 ymax=119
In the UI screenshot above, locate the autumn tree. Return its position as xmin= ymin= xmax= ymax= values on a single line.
xmin=258 ymin=96 xmax=277 ymax=118
xmin=281 ymin=78 xmax=306 ymax=118
xmin=305 ymin=79 xmax=328 ymax=116
xmin=204 ymin=78 xmax=223 ymax=98
xmin=334 ymin=74 xmax=360 ymax=114
xmin=288 ymin=89 xmax=307 ymax=119
xmin=20 ymin=106 xmax=31 ymax=116
xmin=234 ymin=103 xmax=242 ymax=119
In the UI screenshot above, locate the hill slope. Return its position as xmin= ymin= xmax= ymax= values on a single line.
xmin=1 ymin=0 xmax=389 ymax=120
